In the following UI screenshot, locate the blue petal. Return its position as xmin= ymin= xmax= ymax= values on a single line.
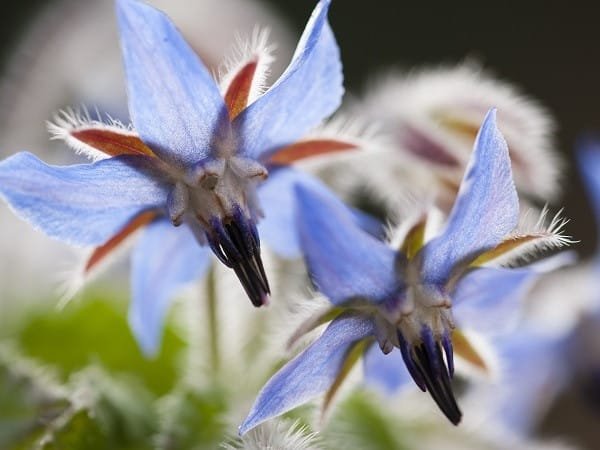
xmin=577 ymin=137 xmax=600 ymax=224
xmin=452 ymin=267 xmax=539 ymax=335
xmin=239 ymin=314 xmax=374 ymax=434
xmin=233 ymin=0 xmax=343 ymax=161
xmin=295 ymin=182 xmax=403 ymax=305
xmin=452 ymin=252 xmax=576 ymax=335
xmin=486 ymin=330 xmax=569 ymax=434
xmin=116 ymin=0 xmax=226 ymax=167
xmin=363 ymin=344 xmax=411 ymax=394
xmin=258 ymin=166 xmax=385 ymax=259
xmin=0 ymin=152 xmax=168 ymax=245
xmin=130 ymin=218 xmax=212 ymax=356
xmin=419 ymin=109 xmax=519 ymax=286
xmin=351 ymin=207 xmax=387 ymax=241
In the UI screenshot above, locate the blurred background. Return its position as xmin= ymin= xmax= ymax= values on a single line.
xmin=0 ymin=1 xmax=599 ymax=449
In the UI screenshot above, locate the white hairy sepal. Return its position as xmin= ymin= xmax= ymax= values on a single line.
xmin=387 ymin=204 xmax=445 ymax=253
xmin=300 ymin=113 xmax=386 ymax=153
xmin=282 ymin=294 xmax=340 ymax=352
xmin=476 ymin=207 xmax=575 ymax=268
xmin=301 ymin=112 xmax=424 ymax=213
xmin=218 ymin=27 xmax=275 ymax=106
xmin=360 ymin=63 xmax=561 ymax=200
xmin=55 ymin=237 xmax=136 ymax=309
xmin=47 ymin=107 xmax=136 ymax=161
xmin=222 ymin=419 xmax=322 ymax=450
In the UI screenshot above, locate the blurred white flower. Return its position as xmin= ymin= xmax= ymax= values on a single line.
xmin=333 ymin=63 xmax=561 ymax=213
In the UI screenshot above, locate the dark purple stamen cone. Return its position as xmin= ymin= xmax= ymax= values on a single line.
xmin=400 ymin=328 xmax=462 ymax=425
xmin=207 ymin=210 xmax=270 ymax=307
xmin=398 ymin=332 xmax=426 ymax=392
xmin=442 ymin=332 xmax=454 ymax=377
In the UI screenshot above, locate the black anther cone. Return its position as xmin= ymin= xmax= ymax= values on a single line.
xmin=411 ymin=341 xmax=462 ymax=425
xmin=208 ymin=215 xmax=270 ymax=307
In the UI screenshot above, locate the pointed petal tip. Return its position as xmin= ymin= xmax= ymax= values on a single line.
xmin=130 ymin=319 xmax=160 ymax=358
xmin=128 ymin=305 xmax=161 ymax=358
xmin=116 ymin=0 xmax=224 ymax=166
xmin=115 ymin=0 xmax=143 ymax=17
xmin=240 ymin=316 xmax=374 ymax=437
xmin=319 ymin=0 xmax=332 ymax=11
xmin=140 ymin=341 xmax=159 ymax=359
xmin=233 ymin=0 xmax=342 ymax=160
xmin=481 ymin=107 xmax=498 ymax=133
xmin=238 ymin=419 xmax=254 ymax=437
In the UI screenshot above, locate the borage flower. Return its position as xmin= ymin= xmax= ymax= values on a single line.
xmin=240 ymin=109 xmax=572 ymax=433
xmin=468 ymin=139 xmax=600 ymax=436
xmin=0 ymin=0 xmax=356 ymax=354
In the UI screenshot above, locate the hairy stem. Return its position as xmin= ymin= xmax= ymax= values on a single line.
xmin=206 ymin=266 xmax=219 ymax=375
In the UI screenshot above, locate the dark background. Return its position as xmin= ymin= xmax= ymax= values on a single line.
xmin=1 ymin=0 xmax=598 ymax=252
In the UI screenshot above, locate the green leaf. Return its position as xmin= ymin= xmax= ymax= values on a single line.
xmin=155 ymin=386 xmax=228 ymax=450
xmin=0 ymin=347 xmax=70 ymax=449
xmin=36 ymin=409 xmax=108 ymax=450
xmin=17 ymin=293 xmax=184 ymax=396
xmin=0 ymin=348 xmax=157 ymax=450
xmin=322 ymin=390 xmax=411 ymax=450
xmin=68 ymin=367 xmax=158 ymax=449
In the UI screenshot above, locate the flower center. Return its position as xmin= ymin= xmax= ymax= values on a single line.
xmin=374 ymin=287 xmax=462 ymax=425
xmin=167 ymin=156 xmax=270 ymax=306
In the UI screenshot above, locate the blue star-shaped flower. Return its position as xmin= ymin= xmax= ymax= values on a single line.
xmin=477 ymin=139 xmax=600 ymax=435
xmin=240 ymin=109 xmax=572 ymax=433
xmin=0 ymin=0 xmax=349 ymax=355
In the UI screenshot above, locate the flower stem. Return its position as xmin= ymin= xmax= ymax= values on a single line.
xmin=206 ymin=266 xmax=219 ymax=375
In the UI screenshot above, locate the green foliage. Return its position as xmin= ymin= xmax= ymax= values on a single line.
xmin=17 ymin=294 xmax=184 ymax=396
xmin=69 ymin=368 xmax=158 ymax=449
xmin=34 ymin=410 xmax=108 ymax=450
xmin=0 ymin=348 xmax=158 ymax=450
xmin=0 ymin=292 xmax=193 ymax=449
xmin=323 ymin=391 xmax=411 ymax=450
xmin=0 ymin=349 xmax=70 ymax=449
xmin=155 ymin=386 xmax=228 ymax=450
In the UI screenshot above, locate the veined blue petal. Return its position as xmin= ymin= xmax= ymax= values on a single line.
xmin=577 ymin=137 xmax=600 ymax=224
xmin=485 ymin=330 xmax=569 ymax=435
xmin=239 ymin=314 xmax=374 ymax=434
xmin=0 ymin=152 xmax=168 ymax=245
xmin=419 ymin=109 xmax=519 ymax=286
xmin=130 ymin=218 xmax=212 ymax=356
xmin=453 ymin=252 xmax=575 ymax=335
xmin=258 ymin=166 xmax=385 ymax=258
xmin=363 ymin=344 xmax=411 ymax=394
xmin=234 ymin=0 xmax=343 ymax=160
xmin=296 ymin=182 xmax=402 ymax=305
xmin=116 ymin=0 xmax=226 ymax=167
xmin=452 ymin=267 xmax=538 ymax=335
